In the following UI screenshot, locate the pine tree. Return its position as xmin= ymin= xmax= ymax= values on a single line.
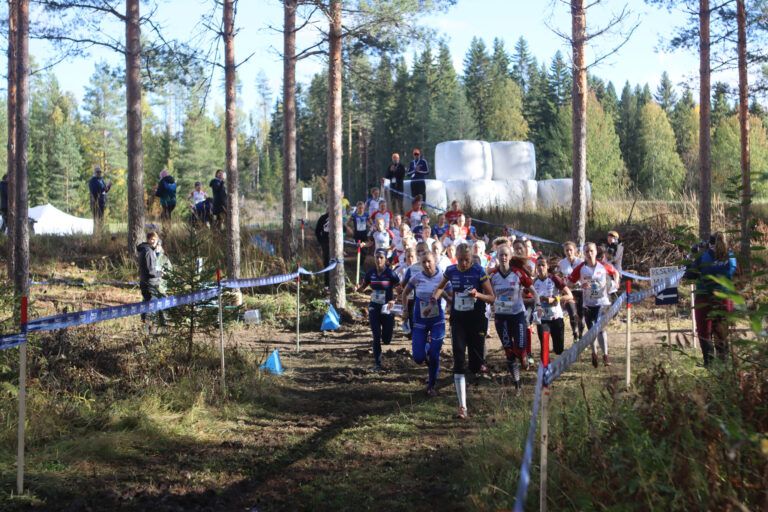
xmin=547 ymin=51 xmax=571 ymax=106
xmin=654 ymin=71 xmax=678 ymax=113
xmin=490 ymin=37 xmax=510 ymax=77
xmin=511 ymin=36 xmax=537 ymax=93
xmin=486 ymin=77 xmax=528 ymax=141
xmin=670 ymin=87 xmax=700 ymax=193
xmin=82 ymin=61 xmax=126 ymax=175
xmin=433 ymin=42 xmax=477 ymax=141
xmin=463 ymin=37 xmax=491 ymax=138
xmin=711 ymin=82 xmax=733 ymax=129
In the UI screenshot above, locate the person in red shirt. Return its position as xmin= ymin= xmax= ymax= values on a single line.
xmin=405 ymin=195 xmax=427 ymax=230
xmin=445 ymin=200 xmax=464 ymax=225
xmin=455 ymin=214 xmax=470 ymax=238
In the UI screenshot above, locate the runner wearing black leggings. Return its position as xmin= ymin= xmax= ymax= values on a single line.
xmin=355 ymin=250 xmax=400 ymax=372
xmin=429 ymin=243 xmax=495 ymax=419
xmin=532 ymin=258 xmax=573 ymax=356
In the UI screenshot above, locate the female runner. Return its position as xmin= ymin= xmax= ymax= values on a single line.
xmin=568 ymin=242 xmax=620 ymax=367
xmin=355 ymin=250 xmax=400 ymax=371
xmin=402 ymin=252 xmax=450 ymax=396
xmin=532 ymin=258 xmax=572 ymax=356
xmin=428 ymin=243 xmax=495 ymax=419
xmin=557 ymin=241 xmax=585 ymax=342
xmin=488 ymin=245 xmax=541 ymax=395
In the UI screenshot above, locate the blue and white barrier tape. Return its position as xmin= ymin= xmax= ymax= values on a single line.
xmin=513 ymin=363 xmax=544 ymax=511
xmin=621 ymin=270 xmax=650 ymax=281
xmin=1 ymin=261 xmax=340 ymax=350
xmin=0 ymin=333 xmax=27 ymax=351
xmin=544 ymin=292 xmax=627 ymax=387
xmin=31 ymin=280 xmax=139 ymax=287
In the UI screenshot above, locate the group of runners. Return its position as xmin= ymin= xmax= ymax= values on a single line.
xmin=351 ymin=192 xmax=622 ymax=419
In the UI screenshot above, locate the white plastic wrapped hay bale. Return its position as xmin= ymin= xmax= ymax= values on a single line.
xmin=490 ymin=141 xmax=537 ymax=181
xmin=442 ymin=180 xmax=500 ymax=211
xmin=537 ymin=179 xmax=592 ymax=211
xmin=494 ymin=179 xmax=538 ymax=211
xmin=435 ymin=140 xmax=493 ymax=182
xmin=402 ymin=179 xmax=447 ymax=211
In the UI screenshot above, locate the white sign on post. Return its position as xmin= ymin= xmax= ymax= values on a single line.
xmin=650 ymin=266 xmax=679 ymax=305
xmin=302 ymin=187 xmax=312 ymax=202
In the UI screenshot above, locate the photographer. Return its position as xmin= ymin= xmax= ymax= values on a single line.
xmin=685 ymin=232 xmax=737 ymax=366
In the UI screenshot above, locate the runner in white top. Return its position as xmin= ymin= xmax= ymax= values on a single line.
xmin=488 ymin=245 xmax=541 ymax=395
xmin=187 ymin=182 xmax=208 ymax=206
xmin=532 ymin=258 xmax=573 ymax=356
xmin=568 ymin=242 xmax=620 ymax=367
xmin=366 ymin=187 xmax=381 ymax=217
xmin=558 ymin=241 xmax=585 ymax=342
xmin=368 ymin=218 xmax=395 ymax=258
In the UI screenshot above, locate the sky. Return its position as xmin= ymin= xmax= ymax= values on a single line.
xmin=14 ymin=0 xmax=749 ymax=118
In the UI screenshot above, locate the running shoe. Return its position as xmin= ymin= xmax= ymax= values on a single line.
xmin=591 ymin=352 xmax=599 ymax=368
xmin=369 ymin=364 xmax=383 ymax=372
xmin=527 ymin=355 xmax=535 ymax=368
xmin=455 ymin=406 xmax=468 ymax=419
xmin=603 ymin=354 xmax=612 ymax=366
xmin=426 ymin=386 xmax=437 ymax=397
xmin=514 ymin=387 xmax=521 ymax=397
xmin=480 ymin=364 xmax=488 ymax=373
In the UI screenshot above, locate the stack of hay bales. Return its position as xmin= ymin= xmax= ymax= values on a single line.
xmin=384 ymin=140 xmax=590 ymax=214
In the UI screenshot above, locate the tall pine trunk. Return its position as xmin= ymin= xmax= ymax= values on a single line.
xmin=699 ymin=0 xmax=711 ymax=240
xmin=282 ymin=0 xmax=298 ymax=262
xmin=6 ymin=0 xmax=17 ymax=281
xmin=125 ymin=0 xmax=145 ymax=252
xmin=737 ymin=0 xmax=750 ymax=274
xmin=13 ymin=0 xmax=28 ymax=296
xmin=570 ymin=0 xmax=587 ymax=247
xmin=223 ymin=0 xmax=240 ymax=279
xmin=327 ymin=0 xmax=346 ymax=309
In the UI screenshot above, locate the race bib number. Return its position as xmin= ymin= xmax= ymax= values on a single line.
xmin=455 ymin=292 xmax=476 ymax=312
xmin=495 ymin=294 xmax=516 ymax=315
xmin=588 ymin=280 xmax=603 ymax=300
xmin=356 ymin=218 xmax=367 ymax=231
xmin=371 ymin=290 xmax=386 ymax=305
xmin=420 ymin=300 xmax=439 ymax=318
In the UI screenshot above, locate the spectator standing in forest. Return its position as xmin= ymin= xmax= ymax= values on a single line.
xmin=407 ymin=149 xmax=429 ymax=202
xmin=155 ymin=169 xmax=178 ymax=221
xmin=89 ymin=166 xmax=112 ymax=229
xmin=209 ymin=169 xmax=227 ymax=230
xmin=386 ymin=153 xmax=406 ymax=213
xmin=605 ymin=230 xmax=624 ymax=272
xmin=137 ymin=231 xmax=164 ymax=326
xmin=315 ymin=208 xmax=331 ymax=287
xmin=0 ymin=174 xmax=7 ymax=234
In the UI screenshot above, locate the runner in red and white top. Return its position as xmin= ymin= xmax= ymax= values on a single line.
xmin=512 ymin=238 xmax=537 ymax=367
xmin=567 ymin=242 xmax=620 ymax=367
xmin=455 ymin=214 xmax=470 ymax=238
xmin=488 ymin=245 xmax=541 ymax=395
xmin=187 ymin=182 xmax=208 ymax=206
xmin=371 ymin=199 xmax=393 ymax=229
xmin=558 ymin=241 xmax=585 ymax=342
xmin=405 ymin=195 xmax=427 ymax=230
xmin=445 ymin=200 xmax=464 ymax=225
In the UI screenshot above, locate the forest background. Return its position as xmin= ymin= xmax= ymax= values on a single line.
xmin=5 ymin=2 xmax=768 ymax=219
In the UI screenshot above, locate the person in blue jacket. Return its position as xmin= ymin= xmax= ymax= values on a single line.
xmin=155 ymin=169 xmax=178 ymax=221
xmin=685 ymin=231 xmax=738 ymax=366
xmin=88 ymin=166 xmax=112 ymax=226
xmin=356 ymin=250 xmax=400 ymax=372
xmin=407 ymin=148 xmax=429 ymax=202
xmin=403 ymin=251 xmax=451 ymax=397
xmin=429 ymin=243 xmax=495 ymax=419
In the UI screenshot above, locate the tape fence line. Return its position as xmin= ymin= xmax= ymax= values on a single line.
xmin=0 ymin=333 xmax=27 ymax=351
xmin=628 ymin=270 xmax=685 ymax=304
xmin=544 ymin=292 xmax=627 ymax=386
xmin=513 ymin=363 xmax=545 ymax=511
xmin=31 ymin=280 xmax=139 ymax=287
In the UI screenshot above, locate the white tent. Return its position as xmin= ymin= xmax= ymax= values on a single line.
xmin=26 ymin=204 xmax=93 ymax=235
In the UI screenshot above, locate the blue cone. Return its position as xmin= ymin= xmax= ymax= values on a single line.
xmin=321 ymin=304 xmax=340 ymax=331
xmin=260 ymin=349 xmax=284 ymax=375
